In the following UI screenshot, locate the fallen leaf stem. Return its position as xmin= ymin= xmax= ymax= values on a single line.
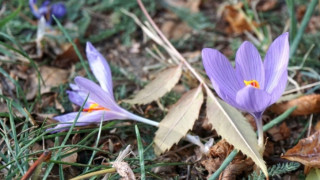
xmin=69 ymin=168 xmax=116 ymax=180
xmin=136 ymin=0 xmax=219 ymax=107
xmin=208 ymin=106 xmax=296 ymax=179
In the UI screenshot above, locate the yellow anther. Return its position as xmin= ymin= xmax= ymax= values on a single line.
xmin=244 ymin=80 xmax=260 ymax=88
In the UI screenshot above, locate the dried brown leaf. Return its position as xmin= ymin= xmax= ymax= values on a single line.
xmin=26 ymin=66 xmax=69 ymax=100
xmin=124 ymin=65 xmax=182 ymax=105
xmin=113 ymin=162 xmax=135 ymax=180
xmin=223 ymin=2 xmax=258 ymax=34
xmin=282 ymin=131 xmax=320 ymax=168
xmin=267 ymin=122 xmax=291 ymax=142
xmin=53 ymin=39 xmax=83 ymax=68
xmin=201 ymin=139 xmax=234 ymax=174
xmin=256 ymin=0 xmax=277 ymax=11
xmin=201 ymin=139 xmax=254 ymax=178
xmin=206 ymin=96 xmax=267 ymax=177
xmin=40 ymin=66 xmax=69 ymax=94
xmin=269 ymin=94 xmax=320 ymax=116
xmin=161 ymin=19 xmax=192 ymax=40
xmin=153 ymin=86 xmax=203 ymax=155
xmin=62 ymin=151 xmax=78 ymax=169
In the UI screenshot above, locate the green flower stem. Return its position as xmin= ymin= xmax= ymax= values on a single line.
xmin=208 ymin=106 xmax=296 ymax=180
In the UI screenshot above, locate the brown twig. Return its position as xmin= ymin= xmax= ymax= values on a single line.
xmin=21 ymin=150 xmax=52 ymax=180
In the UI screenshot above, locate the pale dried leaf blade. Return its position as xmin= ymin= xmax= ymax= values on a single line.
xmin=154 ymin=86 xmax=203 ymax=155
xmin=124 ymin=65 xmax=182 ymax=105
xmin=206 ymin=96 xmax=268 ymax=177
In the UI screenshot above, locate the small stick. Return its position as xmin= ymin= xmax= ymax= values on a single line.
xmin=21 ymin=150 xmax=52 ymax=180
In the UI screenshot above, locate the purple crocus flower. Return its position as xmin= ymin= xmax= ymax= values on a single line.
xmin=29 ymin=0 xmax=66 ymax=23
xmin=202 ymin=33 xmax=289 ymax=147
xmin=48 ymin=42 xmax=158 ymax=132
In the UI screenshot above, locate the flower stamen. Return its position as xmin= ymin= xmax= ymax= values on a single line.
xmin=83 ymin=103 xmax=109 ymax=112
xmin=244 ymin=80 xmax=260 ymax=88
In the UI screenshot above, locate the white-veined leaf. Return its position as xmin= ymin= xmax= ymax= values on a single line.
xmin=154 ymin=86 xmax=203 ymax=155
xmin=206 ymin=92 xmax=268 ymax=177
xmin=124 ymin=65 xmax=182 ymax=105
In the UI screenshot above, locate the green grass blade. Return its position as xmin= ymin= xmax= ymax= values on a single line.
xmin=289 ymin=0 xmax=318 ymax=57
xmin=42 ymin=95 xmax=90 ymax=179
xmin=7 ymin=100 xmax=20 ymax=154
xmin=285 ymin=0 xmax=297 ymax=43
xmin=135 ymin=125 xmax=145 ymax=180
xmin=0 ymin=0 xmax=22 ymax=27
xmin=83 ymin=116 xmax=104 ymax=172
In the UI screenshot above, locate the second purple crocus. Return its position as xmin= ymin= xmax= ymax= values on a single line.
xmin=48 ymin=42 xmax=158 ymax=133
xmin=29 ymin=0 xmax=66 ymax=24
xmin=202 ymin=33 xmax=289 ymax=147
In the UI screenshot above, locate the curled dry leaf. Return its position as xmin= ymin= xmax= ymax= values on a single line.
xmin=61 ymin=150 xmax=78 ymax=169
xmin=53 ymin=39 xmax=83 ymax=68
xmin=201 ymin=139 xmax=234 ymax=174
xmin=256 ymin=0 xmax=277 ymax=11
xmin=26 ymin=66 xmax=69 ymax=99
xmin=124 ymin=65 xmax=182 ymax=105
xmin=113 ymin=162 xmax=135 ymax=180
xmin=223 ymin=2 xmax=258 ymax=34
xmin=267 ymin=122 xmax=291 ymax=142
xmin=201 ymin=139 xmax=254 ymax=178
xmin=269 ymin=94 xmax=320 ymax=116
xmin=154 ymin=86 xmax=203 ymax=155
xmin=282 ymin=130 xmax=320 ymax=168
xmin=206 ymin=94 xmax=267 ymax=177
xmin=39 ymin=66 xmax=69 ymax=94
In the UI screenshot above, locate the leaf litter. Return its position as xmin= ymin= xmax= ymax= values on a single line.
xmin=1 ymin=0 xmax=320 ymax=179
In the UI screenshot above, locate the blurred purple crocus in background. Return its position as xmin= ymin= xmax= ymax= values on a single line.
xmin=202 ymin=33 xmax=289 ymax=147
xmin=29 ymin=0 xmax=66 ymax=23
xmin=48 ymin=42 xmax=158 ymax=133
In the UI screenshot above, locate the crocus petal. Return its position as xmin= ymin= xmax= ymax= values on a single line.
xmin=86 ymin=42 xmax=114 ymax=98
xmin=269 ymin=71 xmax=287 ymax=104
xmin=51 ymin=2 xmax=66 ymax=18
xmin=70 ymin=83 xmax=79 ymax=90
xmin=49 ymin=110 xmax=128 ymax=133
xmin=235 ymin=41 xmax=265 ymax=89
xmin=67 ymin=91 xmax=91 ymax=108
xmin=53 ymin=112 xmax=81 ymax=122
xmin=236 ymin=86 xmax=271 ymax=113
xmin=202 ymin=48 xmax=242 ymax=105
xmin=29 ymin=0 xmax=41 ymax=18
xmin=74 ymin=76 xmax=120 ymax=110
xmin=264 ymin=32 xmax=289 ymax=93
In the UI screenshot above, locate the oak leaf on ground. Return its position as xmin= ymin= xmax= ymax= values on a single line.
xmin=269 ymin=94 xmax=320 ymax=116
xmin=282 ymin=130 xmax=320 ymax=173
xmin=154 ymin=86 xmax=203 ymax=155
xmin=124 ymin=65 xmax=182 ymax=105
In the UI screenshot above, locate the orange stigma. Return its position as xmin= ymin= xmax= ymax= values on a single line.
xmin=83 ymin=103 xmax=109 ymax=112
xmin=244 ymin=80 xmax=260 ymax=88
